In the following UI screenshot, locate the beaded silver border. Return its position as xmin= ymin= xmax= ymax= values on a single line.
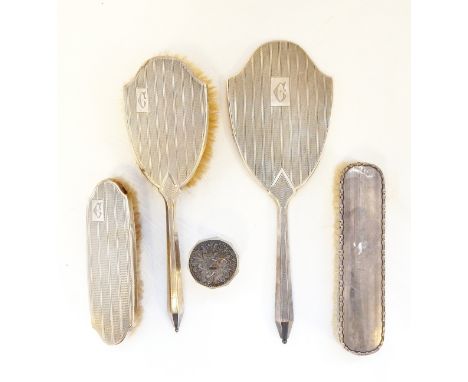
xmin=338 ymin=162 xmax=386 ymax=355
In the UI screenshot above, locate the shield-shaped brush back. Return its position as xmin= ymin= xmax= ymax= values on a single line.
xmin=227 ymin=41 xmax=332 ymax=195
xmin=124 ymin=57 xmax=209 ymax=191
xmin=124 ymin=56 xmax=216 ymax=331
xmin=227 ymin=41 xmax=333 ymax=343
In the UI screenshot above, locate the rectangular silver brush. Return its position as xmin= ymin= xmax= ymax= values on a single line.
xmin=86 ymin=179 xmax=136 ymax=345
xmin=339 ymin=163 xmax=385 ymax=354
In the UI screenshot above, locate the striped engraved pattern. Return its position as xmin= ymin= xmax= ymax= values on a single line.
xmin=227 ymin=41 xmax=333 ymax=196
xmin=87 ymin=180 xmax=136 ymax=345
xmin=124 ymin=57 xmax=208 ymax=189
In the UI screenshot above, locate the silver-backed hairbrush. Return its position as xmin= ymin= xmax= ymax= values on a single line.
xmin=86 ymin=179 xmax=141 ymax=344
xmin=124 ymin=56 xmax=217 ymax=331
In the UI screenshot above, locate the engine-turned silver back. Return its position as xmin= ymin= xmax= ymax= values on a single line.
xmin=86 ymin=179 xmax=136 ymax=345
xmin=227 ymin=41 xmax=332 ymax=201
xmin=124 ymin=57 xmax=209 ymax=192
xmin=227 ymin=41 xmax=333 ymax=343
xmin=124 ymin=56 xmax=211 ymax=331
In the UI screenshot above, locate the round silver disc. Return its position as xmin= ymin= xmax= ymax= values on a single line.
xmin=189 ymin=239 xmax=238 ymax=288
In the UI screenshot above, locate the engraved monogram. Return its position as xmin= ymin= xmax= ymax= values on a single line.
xmin=271 ymin=77 xmax=290 ymax=107
xmin=274 ymin=82 xmax=287 ymax=102
xmin=91 ymin=200 xmax=104 ymax=222
xmin=136 ymin=88 xmax=148 ymax=112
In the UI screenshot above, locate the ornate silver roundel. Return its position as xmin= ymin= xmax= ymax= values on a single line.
xmin=189 ymin=239 xmax=238 ymax=288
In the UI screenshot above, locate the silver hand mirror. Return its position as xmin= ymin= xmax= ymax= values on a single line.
xmin=227 ymin=41 xmax=333 ymax=343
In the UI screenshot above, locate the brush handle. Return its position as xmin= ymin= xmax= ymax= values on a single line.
xmin=275 ymin=204 xmax=294 ymax=343
xmin=165 ymin=198 xmax=183 ymax=331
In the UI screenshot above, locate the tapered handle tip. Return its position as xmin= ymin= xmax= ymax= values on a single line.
xmin=277 ymin=321 xmax=292 ymax=344
xmin=172 ymin=313 xmax=181 ymax=332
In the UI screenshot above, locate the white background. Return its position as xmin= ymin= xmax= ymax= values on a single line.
xmin=3 ymin=0 xmax=468 ymax=381
xmin=59 ymin=0 xmax=410 ymax=380
xmin=57 ymin=0 xmax=411 ymax=378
